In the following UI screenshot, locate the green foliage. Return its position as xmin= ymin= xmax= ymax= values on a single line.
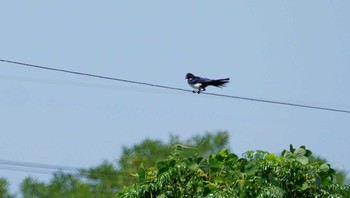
xmin=118 ymin=145 xmax=350 ymax=198
xmin=309 ymin=155 xmax=348 ymax=185
xmin=119 ymin=131 xmax=229 ymax=169
xmin=0 ymin=178 xmax=15 ymax=198
xmin=117 ymin=131 xmax=229 ymax=187
xmin=17 ymin=131 xmax=230 ymax=198
xmin=80 ymin=161 xmax=121 ymax=195
xmin=21 ymin=173 xmax=92 ymax=198
xmin=1 ymin=132 xmax=347 ymax=197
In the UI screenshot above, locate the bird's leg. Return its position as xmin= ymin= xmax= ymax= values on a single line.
xmin=197 ymin=87 xmax=205 ymax=94
xmin=192 ymin=90 xmax=196 ymax=94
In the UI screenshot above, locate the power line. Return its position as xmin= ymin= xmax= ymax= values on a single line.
xmin=0 ymin=159 xmax=120 ymax=179
xmin=0 ymin=159 xmax=133 ymax=188
xmin=201 ymin=92 xmax=350 ymax=114
xmin=0 ymin=165 xmax=59 ymax=175
xmin=1 ymin=58 xmax=349 ymax=114
xmin=0 ymin=59 xmax=191 ymax=93
xmin=0 ymin=159 xmax=79 ymax=172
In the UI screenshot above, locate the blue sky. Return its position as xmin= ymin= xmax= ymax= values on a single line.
xmin=1 ymin=1 xmax=349 ymax=194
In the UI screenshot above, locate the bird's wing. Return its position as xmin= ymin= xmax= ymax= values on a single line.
xmin=202 ymin=78 xmax=229 ymax=88
xmin=191 ymin=76 xmax=211 ymax=84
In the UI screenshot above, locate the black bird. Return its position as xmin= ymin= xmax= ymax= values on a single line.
xmin=185 ymin=73 xmax=230 ymax=93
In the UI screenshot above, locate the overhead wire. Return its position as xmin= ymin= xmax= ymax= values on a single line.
xmin=0 ymin=159 xmax=79 ymax=172
xmin=0 ymin=165 xmax=59 ymax=175
xmin=1 ymin=58 xmax=349 ymax=114
xmin=0 ymin=159 xmax=120 ymax=179
xmin=0 ymin=159 xmax=80 ymax=175
xmin=201 ymin=92 xmax=350 ymax=113
xmin=0 ymin=162 xmax=122 ymax=194
xmin=0 ymin=59 xmax=191 ymax=93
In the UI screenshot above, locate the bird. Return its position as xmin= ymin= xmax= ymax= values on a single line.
xmin=185 ymin=73 xmax=230 ymax=94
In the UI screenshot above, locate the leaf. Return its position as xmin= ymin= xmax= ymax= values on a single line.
xmin=301 ymin=182 xmax=309 ymax=191
xmin=264 ymin=153 xmax=277 ymax=161
xmin=137 ymin=165 xmax=146 ymax=183
xmin=289 ymin=144 xmax=295 ymax=152
xmin=294 ymin=148 xmax=308 ymax=164
xmin=268 ymin=174 xmax=279 ymax=186
xmin=208 ymin=157 xmax=222 ymax=169
xmin=283 ymin=151 xmax=293 ymax=160
xmin=227 ymin=153 xmax=239 ymax=163
xmin=219 ymin=148 xmax=229 ymax=157
xmin=294 ymin=148 xmax=306 ymax=158
xmin=320 ymin=164 xmax=330 ymax=172
xmin=157 ymin=161 xmax=169 ymax=175
xmin=189 ymin=163 xmax=199 ymax=171
xmin=296 ymin=156 xmax=308 ymax=165
xmin=245 ymin=162 xmax=258 ymax=176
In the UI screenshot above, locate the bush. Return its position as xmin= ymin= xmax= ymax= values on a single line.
xmin=117 ymin=145 xmax=350 ymax=198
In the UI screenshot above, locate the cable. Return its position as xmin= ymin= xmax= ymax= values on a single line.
xmin=0 ymin=165 xmax=58 ymax=175
xmin=0 ymin=159 xmax=120 ymax=179
xmin=0 ymin=159 xmax=79 ymax=172
xmin=1 ymin=58 xmax=349 ymax=114
xmin=0 ymin=159 xmax=129 ymax=194
xmin=0 ymin=59 xmax=191 ymax=93
xmin=202 ymin=92 xmax=350 ymax=114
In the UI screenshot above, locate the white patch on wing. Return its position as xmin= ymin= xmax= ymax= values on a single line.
xmin=190 ymin=83 xmax=202 ymax=89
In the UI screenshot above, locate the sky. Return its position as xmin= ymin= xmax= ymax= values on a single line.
xmin=1 ymin=1 xmax=350 ymax=195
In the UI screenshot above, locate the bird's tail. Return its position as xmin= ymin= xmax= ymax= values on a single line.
xmin=208 ymin=78 xmax=230 ymax=88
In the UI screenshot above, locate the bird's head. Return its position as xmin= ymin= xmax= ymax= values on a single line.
xmin=185 ymin=73 xmax=195 ymax=79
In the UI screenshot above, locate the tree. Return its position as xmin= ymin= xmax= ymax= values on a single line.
xmin=309 ymin=155 xmax=348 ymax=185
xmin=118 ymin=145 xmax=350 ymax=197
xmin=11 ymin=131 xmax=348 ymax=197
xmin=21 ymin=177 xmax=47 ymax=198
xmin=118 ymin=131 xmax=229 ymax=187
xmin=18 ymin=131 xmax=230 ymax=197
xmin=21 ymin=173 xmax=92 ymax=198
xmin=0 ymin=178 xmax=15 ymax=198
xmin=80 ymin=161 xmax=121 ymax=197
